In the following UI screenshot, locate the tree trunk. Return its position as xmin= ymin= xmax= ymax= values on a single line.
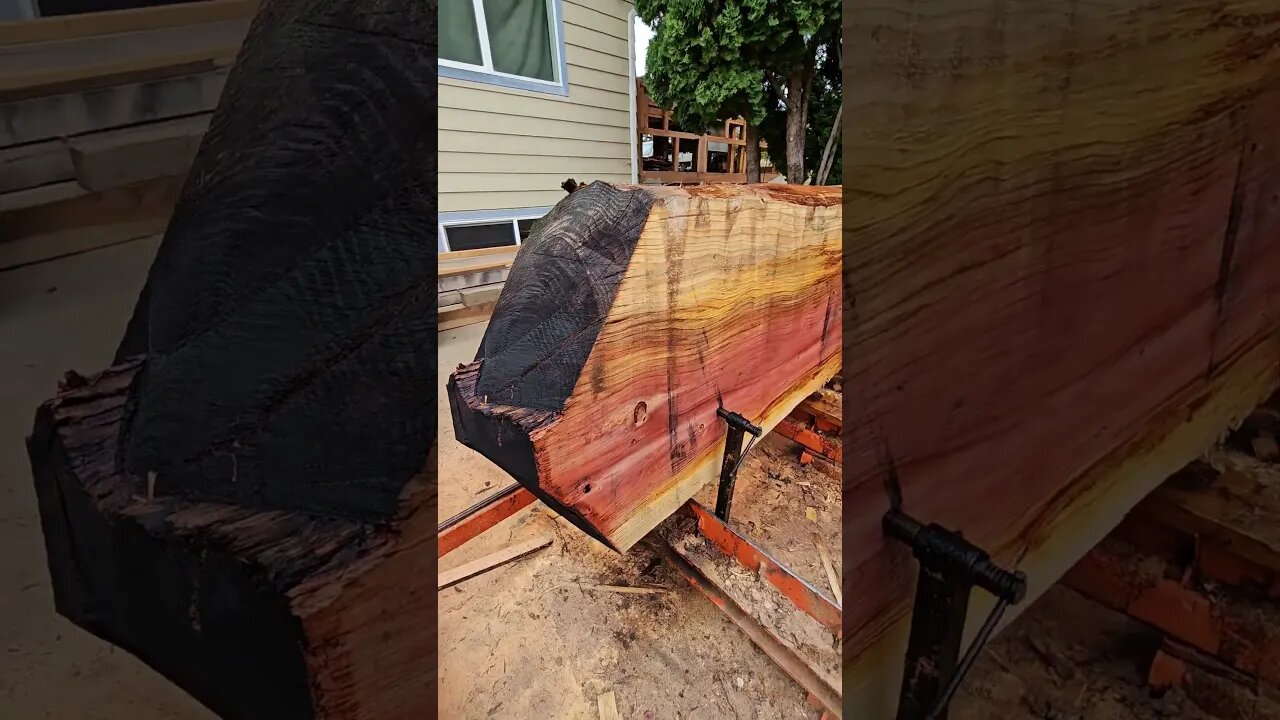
xmin=817 ymin=100 xmax=843 ymax=185
xmin=785 ymin=69 xmax=807 ymax=183
xmin=745 ymin=122 xmax=761 ymax=182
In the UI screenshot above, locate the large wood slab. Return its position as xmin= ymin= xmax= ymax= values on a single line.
xmin=450 ymin=182 xmax=841 ymax=551
xmin=842 ymin=0 xmax=1280 ymax=713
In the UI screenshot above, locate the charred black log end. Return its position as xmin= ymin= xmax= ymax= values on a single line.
xmin=474 ymin=182 xmax=654 ymax=411
xmin=112 ymin=0 xmax=438 ymax=522
xmin=28 ymin=366 xmax=317 ymax=720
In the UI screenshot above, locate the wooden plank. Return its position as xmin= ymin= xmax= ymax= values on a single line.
xmin=0 ymin=138 xmax=74 ymax=193
xmin=0 ymin=223 xmax=161 ymax=272
xmin=440 ymin=245 xmax=522 ymax=261
xmin=1136 ymin=451 xmax=1280 ymax=575
xmin=449 ymin=182 xmax=841 ymax=551
xmin=439 ymin=303 xmax=494 ymax=332
xmin=0 ymin=0 xmax=256 ymax=45
xmin=437 ymin=536 xmax=551 ymax=590
xmin=0 ymin=67 xmax=228 ymax=146
xmin=0 ymin=179 xmax=85 ymax=210
xmin=596 ymin=691 xmax=622 ymax=720
xmin=842 ymin=0 xmax=1280 ymax=714
xmin=69 ymin=113 xmax=208 ymax=191
xmin=798 ymin=388 xmax=841 ymax=428
xmin=459 ymin=283 xmax=502 ymax=308
xmin=0 ymin=174 xmax=182 ymax=242
xmin=0 ymin=45 xmax=238 ymax=102
xmin=438 ymin=256 xmax=514 ymax=279
xmin=639 ymin=170 xmax=748 ymax=184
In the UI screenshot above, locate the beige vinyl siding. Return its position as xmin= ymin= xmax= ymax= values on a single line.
xmin=439 ymin=0 xmax=633 ymax=215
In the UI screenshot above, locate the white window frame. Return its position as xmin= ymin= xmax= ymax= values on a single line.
xmin=438 ymin=208 xmax=552 ymax=253
xmin=439 ymin=0 xmax=568 ymax=94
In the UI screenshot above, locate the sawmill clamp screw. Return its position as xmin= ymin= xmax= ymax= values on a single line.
xmin=883 ymin=508 xmax=1028 ymax=720
xmin=713 ymin=407 xmax=762 ymax=523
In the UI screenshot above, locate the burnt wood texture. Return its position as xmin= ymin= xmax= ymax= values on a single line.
xmin=115 ymin=0 xmax=436 ymax=520
xmin=450 ymin=183 xmax=842 ymax=551
xmin=28 ymin=0 xmax=439 ymax=717
xmin=842 ymin=0 xmax=1280 ymax=714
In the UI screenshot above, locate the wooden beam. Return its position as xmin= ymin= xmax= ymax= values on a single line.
xmin=438 ymin=302 xmax=494 ymax=332
xmin=798 ymin=388 xmax=841 ymax=428
xmin=449 ymin=182 xmax=841 ymax=551
xmin=0 ymin=0 xmax=256 ymax=45
xmin=842 ymin=0 xmax=1280 ymax=714
xmin=0 ymin=46 xmax=238 ymax=102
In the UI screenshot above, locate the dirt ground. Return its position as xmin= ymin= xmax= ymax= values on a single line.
xmin=437 ymin=321 xmax=835 ymax=720
xmin=953 ymin=584 xmax=1280 ymax=720
xmin=0 ymin=237 xmax=213 ymax=718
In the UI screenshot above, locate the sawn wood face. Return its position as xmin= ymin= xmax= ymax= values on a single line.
xmin=842 ymin=0 xmax=1280 ymax=712
xmin=451 ymin=183 xmax=842 ymax=551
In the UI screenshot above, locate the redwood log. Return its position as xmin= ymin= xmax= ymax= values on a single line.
xmin=26 ymin=0 xmax=438 ymax=716
xmin=843 ymin=0 xmax=1280 ymax=714
xmin=28 ymin=362 xmax=436 ymax=720
xmin=449 ymin=182 xmax=842 ymax=551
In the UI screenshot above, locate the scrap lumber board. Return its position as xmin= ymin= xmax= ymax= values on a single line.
xmin=25 ymin=0 xmax=438 ymax=717
xmin=449 ymin=182 xmax=841 ymax=551
xmin=28 ymin=362 xmax=437 ymax=720
xmin=842 ymin=0 xmax=1280 ymax=714
xmin=437 ymin=536 xmax=552 ymax=590
xmin=0 ymin=0 xmax=256 ymax=45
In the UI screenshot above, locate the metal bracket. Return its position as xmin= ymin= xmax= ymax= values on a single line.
xmin=884 ymin=509 xmax=1028 ymax=720
xmin=713 ymin=407 xmax=762 ymax=522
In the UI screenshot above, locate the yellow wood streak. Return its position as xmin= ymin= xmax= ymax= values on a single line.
xmin=531 ymin=184 xmax=841 ymax=550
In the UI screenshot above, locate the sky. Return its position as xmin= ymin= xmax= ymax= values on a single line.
xmin=634 ymin=17 xmax=653 ymax=76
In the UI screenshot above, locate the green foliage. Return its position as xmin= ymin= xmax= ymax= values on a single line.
xmin=637 ymin=0 xmax=839 ymax=134
xmin=759 ymin=41 xmax=841 ymax=184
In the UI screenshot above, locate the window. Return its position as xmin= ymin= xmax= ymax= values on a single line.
xmin=438 ymin=209 xmax=551 ymax=253
xmin=440 ymin=0 xmax=568 ymax=95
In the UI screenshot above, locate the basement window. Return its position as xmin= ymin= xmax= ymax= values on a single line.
xmin=441 ymin=222 xmax=519 ymax=252
xmin=440 ymin=0 xmax=568 ymax=95
xmin=439 ymin=210 xmax=549 ymax=253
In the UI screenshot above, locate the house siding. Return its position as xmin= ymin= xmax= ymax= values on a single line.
xmin=438 ymin=0 xmax=633 ymax=215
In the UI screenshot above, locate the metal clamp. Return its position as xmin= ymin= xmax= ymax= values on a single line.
xmin=884 ymin=509 xmax=1028 ymax=720
xmin=713 ymin=407 xmax=762 ymax=522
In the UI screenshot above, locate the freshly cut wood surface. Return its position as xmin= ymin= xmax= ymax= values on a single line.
xmin=450 ymin=182 xmax=841 ymax=551
xmin=842 ymin=0 xmax=1280 ymax=714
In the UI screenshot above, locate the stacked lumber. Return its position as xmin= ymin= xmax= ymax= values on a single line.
xmin=438 ymin=245 xmax=516 ymax=331
xmin=449 ymin=181 xmax=842 ymax=551
xmin=843 ymin=0 xmax=1280 ymax=713
xmin=27 ymin=1 xmax=438 ymax=718
xmin=1063 ymin=407 xmax=1280 ymax=697
xmin=0 ymin=0 xmax=255 ymax=269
